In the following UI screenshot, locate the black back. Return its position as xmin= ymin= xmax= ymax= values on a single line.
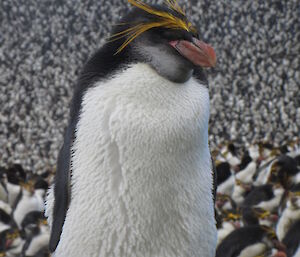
xmin=282 ymin=220 xmax=300 ymax=257
xmin=238 ymin=152 xmax=252 ymax=171
xmin=216 ymin=162 xmax=231 ymax=185
xmin=216 ymin=225 xmax=265 ymax=257
xmin=242 ymin=184 xmax=274 ymax=207
xmin=241 ymin=207 xmax=259 ymax=226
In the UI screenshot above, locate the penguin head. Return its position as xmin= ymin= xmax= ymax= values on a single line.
xmin=109 ymin=0 xmax=216 ymax=83
xmin=4 ymin=229 xmax=21 ymax=250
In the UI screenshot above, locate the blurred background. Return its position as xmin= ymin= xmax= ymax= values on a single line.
xmin=1 ymin=0 xmax=299 ymax=172
xmin=0 ymin=0 xmax=299 ymax=256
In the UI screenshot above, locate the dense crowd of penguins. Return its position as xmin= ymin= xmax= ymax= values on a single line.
xmin=215 ymin=139 xmax=300 ymax=257
xmin=0 ymin=139 xmax=299 ymax=257
xmin=0 ymin=165 xmax=51 ymax=257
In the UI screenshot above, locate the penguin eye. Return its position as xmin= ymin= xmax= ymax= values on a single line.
xmin=160 ymin=29 xmax=193 ymax=42
xmin=193 ymin=31 xmax=200 ymax=39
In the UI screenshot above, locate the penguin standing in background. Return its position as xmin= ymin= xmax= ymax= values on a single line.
xmin=216 ymin=225 xmax=286 ymax=257
xmin=276 ymin=184 xmax=300 ymax=242
xmin=231 ymin=179 xmax=252 ymax=205
xmin=0 ymin=167 xmax=8 ymax=202
xmin=46 ymin=0 xmax=217 ymax=256
xmin=21 ymin=212 xmax=50 ymax=257
xmin=216 ymin=162 xmax=235 ymax=196
xmin=282 ymin=220 xmax=300 ymax=257
xmin=242 ymin=183 xmax=284 ymax=212
xmin=13 ymin=180 xmax=46 ymax=229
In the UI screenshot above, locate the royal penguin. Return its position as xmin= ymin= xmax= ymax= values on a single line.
xmin=281 ymin=220 xmax=300 ymax=257
xmin=231 ymin=179 xmax=252 ymax=205
xmin=2 ymin=228 xmax=24 ymax=257
xmin=0 ymin=209 xmax=12 ymax=234
xmin=217 ymin=210 xmax=241 ymax=246
xmin=242 ymin=183 xmax=284 ymax=212
xmin=21 ymin=211 xmax=50 ymax=257
xmin=13 ymin=179 xmax=46 ymax=229
xmin=215 ymin=194 xmax=237 ymax=214
xmin=5 ymin=172 xmax=23 ymax=208
xmin=267 ymin=155 xmax=299 ymax=189
xmin=276 ymin=184 xmax=300 ymax=242
xmin=216 ymin=162 xmax=235 ymax=196
xmin=235 ymin=159 xmax=257 ymax=185
xmin=220 ymin=143 xmax=240 ymax=168
xmin=216 ymin=225 xmax=286 ymax=257
xmin=241 ymin=207 xmax=278 ymax=227
xmin=0 ymin=167 xmax=8 ymax=202
xmin=46 ymin=0 xmax=217 ymax=256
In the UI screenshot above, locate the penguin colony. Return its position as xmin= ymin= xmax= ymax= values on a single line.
xmin=0 ymin=165 xmax=50 ymax=257
xmin=0 ymin=1 xmax=299 ymax=257
xmin=0 ymin=139 xmax=299 ymax=256
xmin=1 ymin=0 xmax=299 ymax=175
xmin=215 ymin=139 xmax=300 ymax=257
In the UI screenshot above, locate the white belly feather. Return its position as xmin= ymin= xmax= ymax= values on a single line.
xmin=52 ymin=63 xmax=217 ymax=257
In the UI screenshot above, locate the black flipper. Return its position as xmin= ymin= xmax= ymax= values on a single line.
xmin=49 ymin=121 xmax=75 ymax=252
xmin=211 ymin=155 xmax=217 ymax=204
xmin=211 ymin=155 xmax=218 ymax=225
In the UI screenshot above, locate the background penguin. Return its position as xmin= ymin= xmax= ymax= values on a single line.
xmin=282 ymin=220 xmax=300 ymax=257
xmin=241 ymin=207 xmax=277 ymax=227
xmin=216 ymin=225 xmax=285 ymax=257
xmin=235 ymin=159 xmax=257 ymax=184
xmin=5 ymin=172 xmax=23 ymax=209
xmin=242 ymin=184 xmax=284 ymax=212
xmin=13 ymin=179 xmax=46 ymax=229
xmin=46 ymin=0 xmax=217 ymax=256
xmin=276 ymin=184 xmax=300 ymax=242
xmin=3 ymin=228 xmax=24 ymax=257
xmin=0 ymin=167 xmax=8 ymax=202
xmin=237 ymin=151 xmax=253 ymax=172
xmin=231 ymin=179 xmax=252 ymax=205
xmin=21 ymin=212 xmax=49 ymax=257
xmin=220 ymin=143 xmax=240 ymax=168
xmin=217 ymin=210 xmax=241 ymax=246
xmin=216 ymin=162 xmax=235 ymax=196
xmin=0 ymin=209 xmax=12 ymax=234
xmin=215 ymin=194 xmax=237 ymax=214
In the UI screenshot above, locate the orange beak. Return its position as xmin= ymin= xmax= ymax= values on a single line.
xmin=169 ymin=37 xmax=216 ymax=68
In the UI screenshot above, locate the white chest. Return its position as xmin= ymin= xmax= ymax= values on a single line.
xmin=55 ymin=64 xmax=216 ymax=257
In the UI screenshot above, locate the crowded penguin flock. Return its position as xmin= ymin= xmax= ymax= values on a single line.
xmin=215 ymin=138 xmax=300 ymax=257
xmin=0 ymin=165 xmax=51 ymax=257
xmin=0 ymin=138 xmax=299 ymax=257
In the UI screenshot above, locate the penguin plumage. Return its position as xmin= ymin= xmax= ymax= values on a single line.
xmin=46 ymin=1 xmax=217 ymax=256
xmin=13 ymin=181 xmax=45 ymax=229
xmin=216 ymin=225 xmax=284 ymax=257
xmin=242 ymin=184 xmax=284 ymax=211
xmin=21 ymin=212 xmax=49 ymax=257
xmin=282 ymin=220 xmax=300 ymax=257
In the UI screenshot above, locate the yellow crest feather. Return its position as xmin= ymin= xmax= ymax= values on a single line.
xmin=110 ymin=0 xmax=197 ymax=54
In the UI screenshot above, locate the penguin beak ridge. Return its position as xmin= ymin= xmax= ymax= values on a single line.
xmin=169 ymin=37 xmax=216 ymax=68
